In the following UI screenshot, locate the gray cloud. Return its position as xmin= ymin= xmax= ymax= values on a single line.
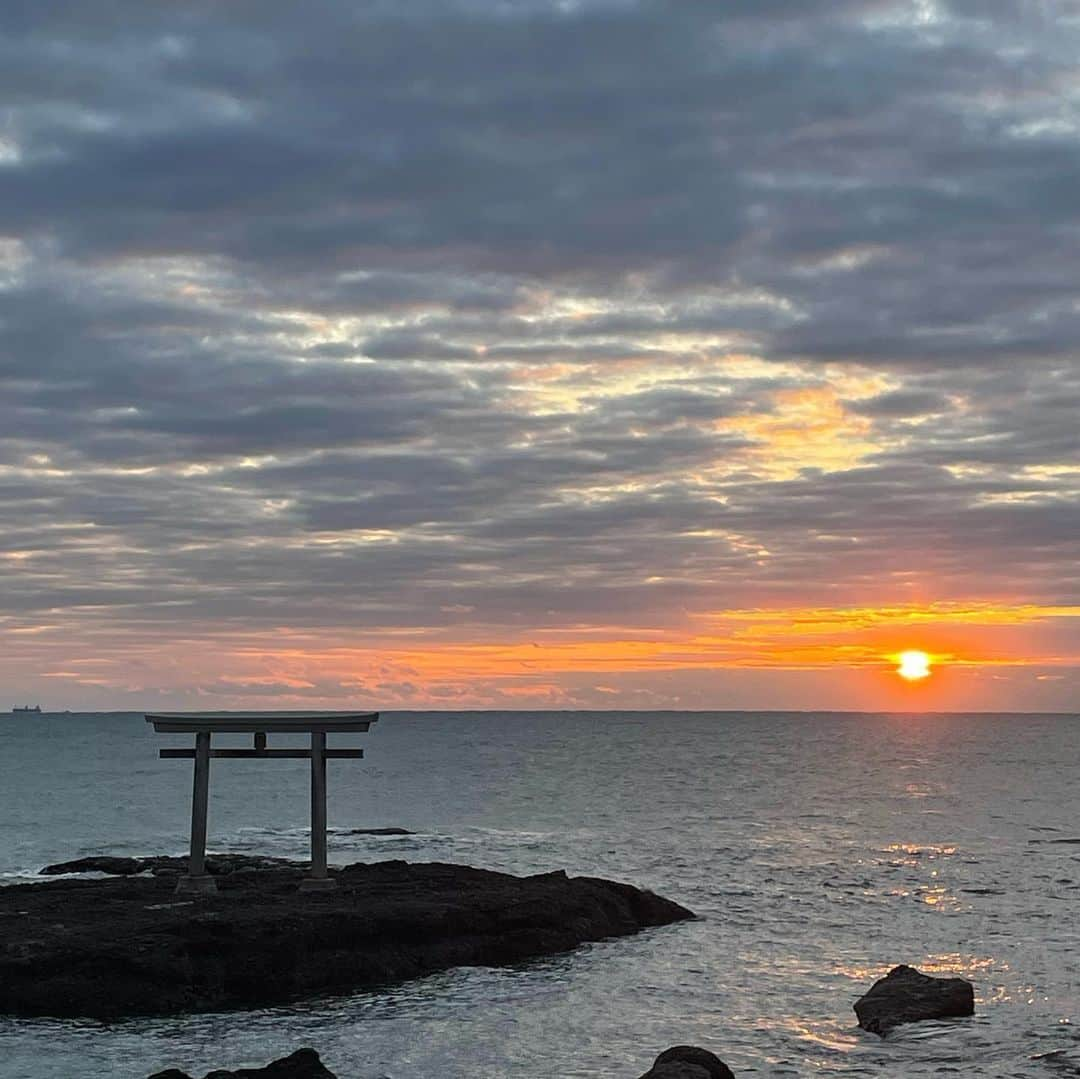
xmin=847 ymin=389 xmax=953 ymax=418
xmin=0 ymin=0 xmax=1077 ymax=706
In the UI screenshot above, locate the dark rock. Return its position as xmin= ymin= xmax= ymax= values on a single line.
xmin=40 ymin=856 xmax=145 ymax=876
xmin=41 ymin=854 xmax=298 ymax=878
xmin=854 ymin=964 xmax=974 ymax=1035
xmin=148 ymin=1048 xmax=336 ymax=1079
xmin=642 ymin=1046 xmax=735 ymax=1079
xmin=1 ymin=858 xmax=694 ymax=1019
xmin=645 ymin=1065 xmax=712 ymax=1079
xmin=345 ymin=827 xmax=414 ymax=836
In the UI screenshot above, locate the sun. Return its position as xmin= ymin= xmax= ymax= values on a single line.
xmin=897 ymin=650 xmax=932 ymax=681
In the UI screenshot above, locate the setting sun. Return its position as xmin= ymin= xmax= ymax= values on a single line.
xmin=897 ymin=650 xmax=932 ymax=681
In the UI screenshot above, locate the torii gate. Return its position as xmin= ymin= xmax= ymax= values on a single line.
xmin=146 ymin=712 xmax=378 ymax=894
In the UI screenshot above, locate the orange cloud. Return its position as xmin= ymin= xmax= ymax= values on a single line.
xmin=719 ymin=385 xmax=878 ymax=478
xmin=212 ymin=602 xmax=1077 ymax=687
xmin=3 ymin=601 xmax=1076 ymax=711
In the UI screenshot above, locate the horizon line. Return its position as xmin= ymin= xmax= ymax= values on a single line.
xmin=13 ymin=707 xmax=1079 ymax=718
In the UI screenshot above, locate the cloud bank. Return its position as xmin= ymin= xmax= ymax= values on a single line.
xmin=1 ymin=0 xmax=1077 ymax=709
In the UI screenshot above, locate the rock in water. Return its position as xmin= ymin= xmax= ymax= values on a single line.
xmin=640 ymin=1046 xmax=735 ymax=1079
xmin=0 ymin=859 xmax=693 ymax=1018
xmin=854 ymin=964 xmax=974 ymax=1035
xmin=147 ymin=1047 xmax=335 ymax=1078
xmin=41 ymin=855 xmax=145 ymax=876
xmin=646 ymin=1065 xmax=712 ymax=1079
xmin=41 ymin=853 xmax=296 ymax=877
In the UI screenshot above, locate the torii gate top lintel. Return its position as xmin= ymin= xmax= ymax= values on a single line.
xmin=146 ymin=711 xmax=379 ymax=895
xmin=146 ymin=711 xmax=377 ymax=733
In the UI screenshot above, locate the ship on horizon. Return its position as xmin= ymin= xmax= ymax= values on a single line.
xmin=12 ymin=705 xmax=42 ymax=714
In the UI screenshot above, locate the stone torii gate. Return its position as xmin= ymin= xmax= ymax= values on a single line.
xmin=146 ymin=712 xmax=378 ymax=894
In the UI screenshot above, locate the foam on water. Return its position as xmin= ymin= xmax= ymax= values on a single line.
xmin=1 ymin=710 xmax=1078 ymax=1077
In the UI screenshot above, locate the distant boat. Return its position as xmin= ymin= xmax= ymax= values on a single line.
xmin=12 ymin=705 xmax=42 ymax=714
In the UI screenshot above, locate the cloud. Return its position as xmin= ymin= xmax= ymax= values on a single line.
xmin=0 ymin=0 xmax=1077 ymax=709
xmin=846 ymin=389 xmax=951 ymax=418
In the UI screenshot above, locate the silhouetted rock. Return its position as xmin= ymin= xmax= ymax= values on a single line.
xmin=1 ymin=859 xmax=693 ymax=1019
xmin=345 ymin=827 xmax=414 ymax=836
xmin=147 ymin=1047 xmax=336 ymax=1078
xmin=646 ymin=1065 xmax=711 ymax=1079
xmin=41 ymin=855 xmax=145 ymax=876
xmin=854 ymin=964 xmax=974 ymax=1035
xmin=41 ymin=854 xmax=295 ymax=877
xmin=640 ymin=1046 xmax=735 ymax=1079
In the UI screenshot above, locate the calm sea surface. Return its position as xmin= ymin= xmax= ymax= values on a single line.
xmin=1 ymin=711 xmax=1079 ymax=1078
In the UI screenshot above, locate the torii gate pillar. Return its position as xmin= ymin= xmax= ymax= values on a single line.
xmin=145 ymin=712 xmax=378 ymax=894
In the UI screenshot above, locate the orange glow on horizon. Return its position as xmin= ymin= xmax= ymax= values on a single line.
xmin=5 ymin=600 xmax=1077 ymax=710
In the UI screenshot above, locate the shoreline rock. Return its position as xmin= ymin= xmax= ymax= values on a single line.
xmin=1 ymin=857 xmax=693 ymax=1019
xmin=147 ymin=1047 xmax=335 ymax=1079
xmin=640 ymin=1046 xmax=736 ymax=1079
xmin=149 ymin=1044 xmax=735 ymax=1079
xmin=854 ymin=963 xmax=974 ymax=1035
xmin=40 ymin=853 xmax=293 ymax=877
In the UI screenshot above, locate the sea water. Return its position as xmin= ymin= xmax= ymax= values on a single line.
xmin=1 ymin=710 xmax=1078 ymax=1078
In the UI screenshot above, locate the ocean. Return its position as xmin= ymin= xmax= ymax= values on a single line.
xmin=1 ymin=710 xmax=1078 ymax=1078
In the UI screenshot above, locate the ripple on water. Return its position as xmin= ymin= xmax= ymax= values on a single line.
xmin=1 ymin=710 xmax=1079 ymax=1077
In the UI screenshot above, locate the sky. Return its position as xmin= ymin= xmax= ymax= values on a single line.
xmin=1 ymin=0 xmax=1077 ymax=712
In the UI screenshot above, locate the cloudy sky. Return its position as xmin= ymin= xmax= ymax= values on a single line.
xmin=1 ymin=0 xmax=1077 ymax=712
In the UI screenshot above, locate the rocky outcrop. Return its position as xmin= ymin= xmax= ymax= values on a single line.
xmin=1 ymin=858 xmax=693 ymax=1019
xmin=639 ymin=1046 xmax=735 ymax=1079
xmin=41 ymin=853 xmax=299 ymax=877
xmin=41 ymin=843 xmax=413 ymax=878
xmin=152 ymin=1045 xmax=734 ymax=1079
xmin=147 ymin=1047 xmax=335 ymax=1078
xmin=853 ymin=964 xmax=974 ymax=1035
